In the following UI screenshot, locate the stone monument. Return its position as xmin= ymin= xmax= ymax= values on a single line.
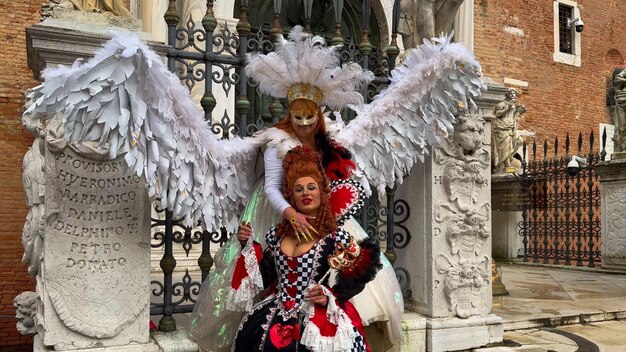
xmin=17 ymin=112 xmax=154 ymax=351
xmin=395 ymin=84 xmax=504 ymax=351
xmin=492 ymin=88 xmax=526 ymax=174
xmin=20 ymin=3 xmax=169 ymax=349
xmin=21 ymin=4 xmax=173 ymax=351
xmin=593 ymin=68 xmax=626 ymax=271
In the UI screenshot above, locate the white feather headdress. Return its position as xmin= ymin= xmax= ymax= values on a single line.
xmin=245 ymin=26 xmax=374 ymax=110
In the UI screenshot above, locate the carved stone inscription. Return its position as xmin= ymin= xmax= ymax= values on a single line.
xmin=52 ymin=151 xmax=141 ymax=273
xmin=43 ymin=146 xmax=149 ymax=346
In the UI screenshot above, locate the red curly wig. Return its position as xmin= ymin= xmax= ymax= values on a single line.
xmin=276 ymin=146 xmax=337 ymax=239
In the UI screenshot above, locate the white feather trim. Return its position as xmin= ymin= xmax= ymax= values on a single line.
xmin=252 ymin=127 xmax=301 ymax=159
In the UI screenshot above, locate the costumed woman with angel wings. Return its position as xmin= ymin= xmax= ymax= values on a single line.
xmin=24 ymin=24 xmax=484 ymax=352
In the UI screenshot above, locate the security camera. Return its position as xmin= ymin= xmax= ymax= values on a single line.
xmin=567 ymin=17 xmax=584 ymax=33
xmin=566 ymin=155 xmax=587 ymax=176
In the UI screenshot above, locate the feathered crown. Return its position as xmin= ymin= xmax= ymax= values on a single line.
xmin=245 ymin=26 xmax=374 ymax=110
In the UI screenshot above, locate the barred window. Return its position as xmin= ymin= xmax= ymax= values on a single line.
xmin=558 ymin=4 xmax=573 ymax=54
xmin=553 ymin=0 xmax=580 ymax=66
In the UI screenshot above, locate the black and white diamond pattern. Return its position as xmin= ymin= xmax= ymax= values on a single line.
xmin=275 ymin=248 xmax=315 ymax=306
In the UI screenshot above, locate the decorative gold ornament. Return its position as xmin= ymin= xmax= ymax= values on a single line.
xmin=287 ymin=83 xmax=324 ymax=105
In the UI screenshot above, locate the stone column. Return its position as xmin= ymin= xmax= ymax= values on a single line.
xmin=454 ymin=0 xmax=474 ymax=52
xmin=23 ymin=12 xmax=162 ymax=351
xmin=395 ymin=82 xmax=506 ymax=351
xmin=491 ymin=174 xmax=524 ymax=260
xmin=596 ymin=159 xmax=626 ymax=270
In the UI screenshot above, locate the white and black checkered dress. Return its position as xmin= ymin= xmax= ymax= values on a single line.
xmin=232 ymin=227 xmax=367 ymax=352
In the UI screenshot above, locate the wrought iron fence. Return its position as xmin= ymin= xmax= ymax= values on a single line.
xmin=517 ymin=130 xmax=607 ymax=267
xmin=150 ymin=0 xmax=411 ymax=331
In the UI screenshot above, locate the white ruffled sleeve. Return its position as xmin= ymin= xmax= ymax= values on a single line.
xmin=264 ymin=147 xmax=291 ymax=215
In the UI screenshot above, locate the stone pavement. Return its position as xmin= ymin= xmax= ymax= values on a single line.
xmin=476 ymin=263 xmax=626 ymax=352
xmin=475 ymin=320 xmax=626 ymax=352
xmin=148 ymin=263 xmax=626 ymax=352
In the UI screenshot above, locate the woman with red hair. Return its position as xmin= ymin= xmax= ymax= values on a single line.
xmin=231 ymin=146 xmax=380 ymax=351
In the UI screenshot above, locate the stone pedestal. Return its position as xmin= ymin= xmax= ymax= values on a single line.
xmin=596 ymin=158 xmax=626 ymax=270
xmin=491 ymin=174 xmax=524 ymax=260
xmin=394 ymin=82 xmax=505 ymax=351
xmin=36 ymin=125 xmax=152 ymax=350
xmin=613 ymin=151 xmax=626 ymax=160
xmin=426 ymin=315 xmax=503 ymax=352
xmin=394 ymin=313 xmax=427 ymax=352
xmin=34 ymin=335 xmax=160 ymax=352
xmin=21 ymin=9 xmax=165 ymax=351
xmin=394 ymin=121 xmax=499 ymax=349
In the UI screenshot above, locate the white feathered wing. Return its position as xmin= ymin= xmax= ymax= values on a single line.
xmin=24 ymin=32 xmax=259 ymax=231
xmin=333 ymin=34 xmax=486 ymax=197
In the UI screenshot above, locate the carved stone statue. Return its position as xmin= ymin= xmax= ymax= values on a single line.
xmin=44 ymin=0 xmax=132 ymax=18
xmin=399 ymin=0 xmax=465 ymax=49
xmin=611 ymin=68 xmax=626 ymax=154
xmin=492 ymin=88 xmax=526 ymax=173
xmin=14 ymin=292 xmax=39 ymax=336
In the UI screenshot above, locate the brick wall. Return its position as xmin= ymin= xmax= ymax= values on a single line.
xmin=0 ymin=0 xmax=41 ymax=348
xmin=474 ymin=0 xmax=626 ymax=151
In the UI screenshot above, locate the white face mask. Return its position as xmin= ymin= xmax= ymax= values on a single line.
xmin=291 ymin=111 xmax=318 ymax=126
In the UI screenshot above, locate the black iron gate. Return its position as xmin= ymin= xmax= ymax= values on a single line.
xmin=517 ymin=130 xmax=607 ymax=267
xmin=150 ymin=0 xmax=411 ymax=331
